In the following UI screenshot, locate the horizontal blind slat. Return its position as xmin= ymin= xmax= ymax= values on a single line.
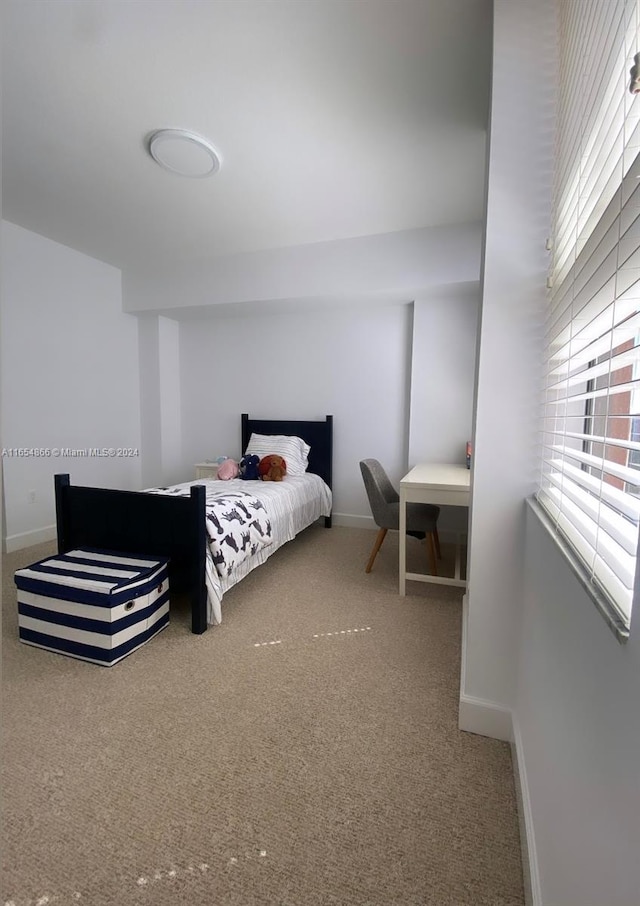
xmin=541 ymin=456 xmax=640 ymax=519
xmin=544 ymin=472 xmax=639 ymax=553
xmin=539 ymin=0 xmax=640 ymax=627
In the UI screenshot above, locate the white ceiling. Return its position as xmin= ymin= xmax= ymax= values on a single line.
xmin=2 ymin=0 xmax=492 ymax=271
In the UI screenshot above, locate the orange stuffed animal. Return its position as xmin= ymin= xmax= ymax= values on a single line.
xmin=259 ymin=454 xmax=287 ymax=481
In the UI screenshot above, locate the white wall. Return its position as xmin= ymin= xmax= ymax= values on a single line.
xmin=158 ymin=316 xmax=182 ymax=486
xmin=461 ymin=0 xmax=554 ymax=737
xmin=138 ymin=314 xmax=183 ymax=489
xmin=122 ymin=224 xmax=482 ymax=315
xmin=519 ymin=507 xmax=640 ymax=906
xmin=409 ymin=282 xmax=479 ymax=537
xmin=179 ymin=300 xmax=414 ymax=523
xmin=0 ymin=221 xmax=142 ymax=550
xmin=1 ymin=219 xmax=482 ymax=541
xmin=472 ymin=2 xmax=640 ymax=905
xmin=409 ymin=283 xmax=479 ymax=467
xmin=127 ymin=221 xmax=483 ymax=517
xmin=138 ymin=315 xmax=163 ymax=488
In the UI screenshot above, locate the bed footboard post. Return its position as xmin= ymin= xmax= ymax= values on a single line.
xmin=55 ymin=473 xmax=71 ymax=553
xmin=190 ymin=484 xmax=208 ymax=634
xmin=325 ymin=415 xmax=333 ymax=528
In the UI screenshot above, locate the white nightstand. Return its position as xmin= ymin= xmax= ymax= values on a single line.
xmin=195 ymin=462 xmax=220 ymax=480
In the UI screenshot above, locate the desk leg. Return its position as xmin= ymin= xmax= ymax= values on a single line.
xmin=399 ymin=487 xmax=407 ymax=596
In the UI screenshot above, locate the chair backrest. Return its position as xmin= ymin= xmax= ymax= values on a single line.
xmin=359 ymin=459 xmax=399 ymax=529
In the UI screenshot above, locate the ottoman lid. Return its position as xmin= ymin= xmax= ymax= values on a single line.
xmin=15 ymin=548 xmax=169 ymax=605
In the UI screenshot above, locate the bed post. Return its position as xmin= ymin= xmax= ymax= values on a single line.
xmin=190 ymin=484 xmax=208 ymax=634
xmin=325 ymin=414 xmax=333 ymax=528
xmin=241 ymin=412 xmax=249 ymax=452
xmin=55 ymin=473 xmax=71 ymax=553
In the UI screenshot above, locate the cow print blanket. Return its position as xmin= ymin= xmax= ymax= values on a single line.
xmin=147 ymin=486 xmax=273 ymax=578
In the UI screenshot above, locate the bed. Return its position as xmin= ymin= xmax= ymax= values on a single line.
xmin=54 ymin=414 xmax=333 ymax=634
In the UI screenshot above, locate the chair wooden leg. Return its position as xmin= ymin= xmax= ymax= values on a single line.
xmin=426 ymin=532 xmax=438 ymax=576
xmin=366 ymin=528 xmax=387 ymax=573
xmin=434 ymin=527 xmax=442 ymax=559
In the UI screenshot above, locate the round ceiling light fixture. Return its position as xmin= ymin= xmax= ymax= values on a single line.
xmin=147 ymin=129 xmax=222 ymax=178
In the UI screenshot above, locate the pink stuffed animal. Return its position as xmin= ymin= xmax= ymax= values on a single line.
xmin=217 ymin=458 xmax=239 ymax=480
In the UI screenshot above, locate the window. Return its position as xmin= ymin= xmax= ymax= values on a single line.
xmin=628 ymin=413 xmax=640 ymax=471
xmin=537 ymin=0 xmax=640 ymax=637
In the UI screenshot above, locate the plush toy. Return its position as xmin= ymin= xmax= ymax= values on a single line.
xmin=239 ymin=454 xmax=261 ymax=480
xmin=217 ymin=458 xmax=239 ymax=480
xmin=259 ymin=454 xmax=287 ymax=481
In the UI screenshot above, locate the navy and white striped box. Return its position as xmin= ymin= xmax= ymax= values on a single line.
xmin=15 ymin=548 xmax=170 ymax=666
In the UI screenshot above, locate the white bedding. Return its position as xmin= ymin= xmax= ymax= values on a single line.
xmin=153 ymin=473 xmax=332 ymax=625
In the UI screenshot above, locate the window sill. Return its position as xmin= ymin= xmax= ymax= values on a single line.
xmin=526 ymin=496 xmax=630 ymax=645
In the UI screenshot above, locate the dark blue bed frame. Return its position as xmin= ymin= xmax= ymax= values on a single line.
xmin=55 ymin=414 xmax=333 ymax=635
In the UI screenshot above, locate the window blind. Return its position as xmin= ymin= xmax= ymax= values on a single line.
xmin=538 ymin=0 xmax=640 ymax=631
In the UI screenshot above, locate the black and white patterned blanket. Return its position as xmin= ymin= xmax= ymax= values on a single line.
xmin=147 ymin=486 xmax=273 ymax=578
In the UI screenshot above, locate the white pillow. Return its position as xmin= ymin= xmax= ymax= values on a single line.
xmin=245 ymin=433 xmax=310 ymax=477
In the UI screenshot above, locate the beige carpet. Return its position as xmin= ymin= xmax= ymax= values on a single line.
xmin=2 ymin=526 xmax=524 ymax=906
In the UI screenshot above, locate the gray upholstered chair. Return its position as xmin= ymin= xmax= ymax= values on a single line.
xmin=359 ymin=459 xmax=441 ymax=575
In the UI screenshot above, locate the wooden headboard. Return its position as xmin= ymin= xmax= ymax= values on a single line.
xmin=241 ymin=413 xmax=333 ymax=491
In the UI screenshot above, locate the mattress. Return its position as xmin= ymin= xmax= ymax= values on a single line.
xmin=150 ymin=473 xmax=332 ymax=624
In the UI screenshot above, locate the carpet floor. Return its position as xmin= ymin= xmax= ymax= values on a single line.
xmin=2 ymin=526 xmax=524 ymax=905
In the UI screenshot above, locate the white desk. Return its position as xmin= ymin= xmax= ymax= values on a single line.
xmin=399 ymin=463 xmax=471 ymax=594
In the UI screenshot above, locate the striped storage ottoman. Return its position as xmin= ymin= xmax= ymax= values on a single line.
xmin=15 ymin=548 xmax=170 ymax=666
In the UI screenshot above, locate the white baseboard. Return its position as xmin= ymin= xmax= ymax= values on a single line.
xmin=330 ymin=513 xmax=461 ymax=543
xmin=331 ymin=513 xmax=376 ymax=529
xmin=511 ymin=720 xmax=543 ymax=906
xmin=458 ymin=594 xmax=541 ymax=905
xmin=458 ymin=592 xmax=512 ymax=740
xmin=4 ymin=524 xmax=57 ymax=553
xmin=458 ymin=692 xmax=513 ymax=741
